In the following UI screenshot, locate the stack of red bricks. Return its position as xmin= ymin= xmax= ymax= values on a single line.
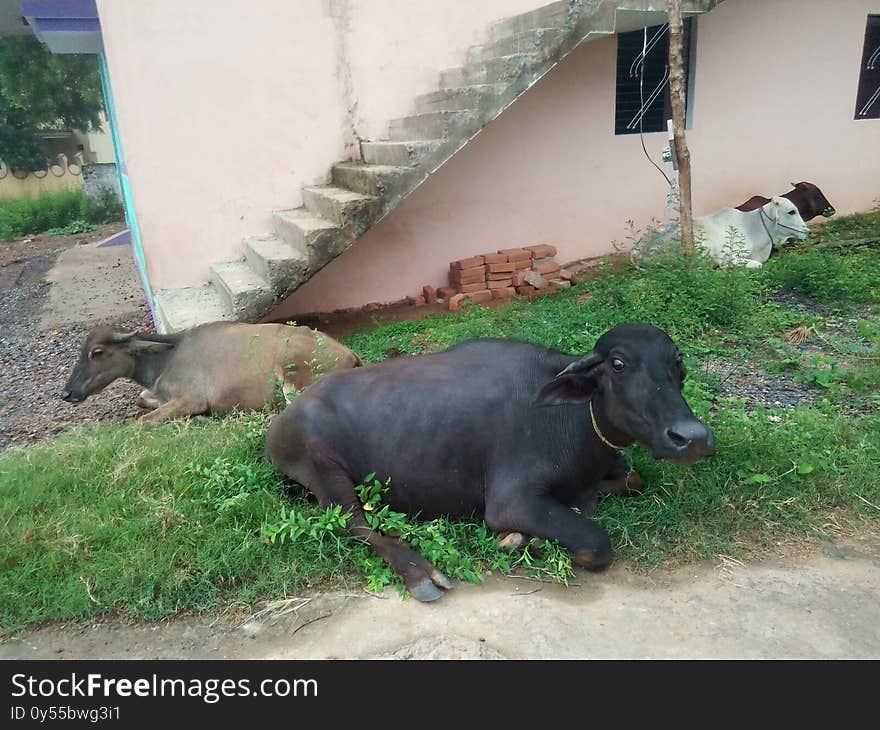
xmin=433 ymin=244 xmax=571 ymax=312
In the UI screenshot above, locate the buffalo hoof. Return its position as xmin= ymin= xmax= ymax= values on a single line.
xmin=497 ymin=532 xmax=530 ymax=550
xmin=408 ymin=570 xmax=453 ymax=603
xmin=599 ymin=469 xmax=644 ymax=497
xmin=571 ymin=543 xmax=612 ymax=572
xmin=623 ymin=469 xmax=644 ymax=495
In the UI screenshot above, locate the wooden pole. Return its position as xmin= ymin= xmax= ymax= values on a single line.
xmin=667 ymin=0 xmax=694 ymax=255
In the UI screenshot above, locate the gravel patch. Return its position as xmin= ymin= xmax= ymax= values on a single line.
xmin=705 ymin=357 xmax=816 ymax=410
xmin=0 ymin=225 xmax=150 ymax=449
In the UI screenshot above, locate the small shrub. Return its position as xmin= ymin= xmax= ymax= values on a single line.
xmin=762 ymin=248 xmax=880 ymax=308
xmin=45 ymin=219 xmax=95 ymax=236
xmin=0 ymin=187 xmax=124 ymax=242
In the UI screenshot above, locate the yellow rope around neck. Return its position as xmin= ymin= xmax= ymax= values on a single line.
xmin=589 ymin=400 xmax=624 ymax=451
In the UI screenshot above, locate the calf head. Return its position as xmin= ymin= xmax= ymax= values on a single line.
xmin=537 ymin=323 xmax=715 ymax=464
xmin=788 ymin=181 xmax=835 ymax=220
xmin=764 ymin=196 xmax=810 ymax=240
xmin=61 ymin=326 xmax=174 ymax=403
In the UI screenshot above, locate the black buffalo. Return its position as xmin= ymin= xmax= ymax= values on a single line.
xmin=267 ymin=323 xmax=715 ymax=601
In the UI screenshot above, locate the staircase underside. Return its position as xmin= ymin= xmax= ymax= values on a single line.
xmin=153 ymin=0 xmax=721 ymax=333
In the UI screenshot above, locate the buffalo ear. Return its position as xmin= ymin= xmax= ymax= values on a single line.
xmin=128 ymin=338 xmax=175 ymax=354
xmin=535 ymin=351 xmax=603 ymax=407
xmin=535 ymin=373 xmax=597 ymax=406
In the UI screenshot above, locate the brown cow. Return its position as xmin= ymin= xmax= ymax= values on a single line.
xmin=737 ymin=181 xmax=835 ymax=221
xmin=61 ymin=322 xmax=361 ymax=423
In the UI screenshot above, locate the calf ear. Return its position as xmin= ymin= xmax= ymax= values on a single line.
xmin=128 ymin=338 xmax=175 ymax=354
xmin=535 ymin=351 xmax=603 ymax=407
xmin=535 ymin=373 xmax=598 ymax=406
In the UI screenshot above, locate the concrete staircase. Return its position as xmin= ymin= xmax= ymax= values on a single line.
xmin=153 ymin=0 xmax=720 ymax=333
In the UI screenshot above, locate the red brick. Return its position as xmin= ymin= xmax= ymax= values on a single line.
xmin=487 ymin=270 xmax=515 ymax=281
xmin=405 ymin=295 xmax=426 ymax=306
xmin=512 ymin=270 xmax=528 ymax=287
xmin=537 ymin=285 xmax=558 ymax=297
xmin=482 ymin=252 xmax=508 ymax=264
xmin=468 ymin=289 xmax=493 ymax=304
xmin=492 ymin=286 xmax=515 ymax=300
xmin=422 ymin=285 xmax=436 ymax=304
xmin=533 ymin=261 xmax=561 ymax=276
xmin=549 ymin=278 xmax=572 ymax=289
xmin=486 ymin=261 xmax=516 ymax=273
xmin=363 ymin=302 xmax=380 ymax=312
xmin=437 ymin=286 xmax=458 ymax=300
xmin=524 ymin=270 xmax=550 ymax=289
xmin=451 ymin=255 xmax=484 ymax=271
xmin=499 ymin=248 xmax=532 ymax=262
xmin=487 ymin=278 xmax=513 ymax=289
xmin=460 ymin=281 xmax=488 ymax=294
xmin=558 ymin=269 xmax=573 ymax=281
xmin=516 ymin=285 xmax=537 ymax=295
xmin=524 ymin=244 xmax=557 ymax=258
xmin=448 ymin=293 xmax=468 ymax=312
xmin=450 ymin=265 xmax=487 ymax=285
xmin=512 ymin=258 xmax=533 ymax=270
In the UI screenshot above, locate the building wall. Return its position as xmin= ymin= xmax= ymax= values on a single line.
xmin=95 ymin=0 xmax=543 ymax=292
xmin=0 ymin=167 xmax=83 ymax=201
xmin=73 ymin=113 xmax=116 ymax=164
xmin=276 ymin=0 xmax=880 ymax=315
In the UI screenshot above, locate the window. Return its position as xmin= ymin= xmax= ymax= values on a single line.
xmin=615 ymin=19 xmax=693 ymax=135
xmin=855 ymin=15 xmax=880 ymax=120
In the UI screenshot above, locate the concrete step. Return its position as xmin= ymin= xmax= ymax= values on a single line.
xmin=210 ymin=262 xmax=275 ymax=322
xmin=153 ymin=285 xmax=233 ymax=334
xmin=331 ymin=162 xmax=420 ymax=201
xmin=388 ymin=110 xmax=476 ymax=141
xmin=467 ymin=28 xmax=564 ymax=64
xmin=243 ymin=234 xmax=308 ymax=295
xmin=273 ymin=208 xmax=352 ymax=265
xmin=413 ymin=84 xmax=505 ymax=113
xmin=301 ymin=185 xmax=379 ymax=228
xmin=441 ymin=53 xmax=542 ymax=88
xmin=360 ymin=139 xmax=441 ymax=166
xmin=488 ymin=0 xmax=571 ymax=42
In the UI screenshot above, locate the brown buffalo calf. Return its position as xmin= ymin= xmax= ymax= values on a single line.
xmin=61 ymin=322 xmax=361 ymax=423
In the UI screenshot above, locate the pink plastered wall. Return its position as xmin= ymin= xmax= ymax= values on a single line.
xmin=96 ymin=0 xmax=543 ymax=292
xmin=276 ymin=0 xmax=880 ymax=315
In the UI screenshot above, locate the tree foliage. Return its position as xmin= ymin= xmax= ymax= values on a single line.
xmin=0 ymin=36 xmax=104 ymax=171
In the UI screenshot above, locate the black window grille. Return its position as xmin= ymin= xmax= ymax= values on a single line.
xmin=855 ymin=15 xmax=880 ymax=120
xmin=615 ymin=19 xmax=692 ymax=135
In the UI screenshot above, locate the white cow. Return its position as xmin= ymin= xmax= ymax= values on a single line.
xmin=694 ymin=196 xmax=809 ymax=268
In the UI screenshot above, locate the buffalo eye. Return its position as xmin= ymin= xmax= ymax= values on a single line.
xmin=611 ymin=358 xmax=625 ymax=373
xmin=788 ymin=210 xmax=797 ymax=215
xmin=89 ymin=347 xmax=106 ymax=360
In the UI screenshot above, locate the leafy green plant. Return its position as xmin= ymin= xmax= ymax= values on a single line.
xmin=45 ymin=219 xmax=95 ymax=236
xmin=0 ymin=187 xmax=124 ymax=242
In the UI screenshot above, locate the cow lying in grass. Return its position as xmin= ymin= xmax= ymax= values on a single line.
xmin=737 ymin=181 xmax=835 ymax=222
xmin=61 ymin=322 xmax=361 ymax=423
xmin=695 ymin=196 xmax=810 ymax=268
xmin=267 ymin=323 xmax=715 ymax=601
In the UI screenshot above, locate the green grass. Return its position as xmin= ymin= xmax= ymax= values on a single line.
xmin=0 ymin=187 xmax=123 ymax=242
xmin=2 ymin=209 xmax=880 ymax=632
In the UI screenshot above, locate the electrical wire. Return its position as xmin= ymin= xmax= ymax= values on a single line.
xmin=638 ymin=25 xmax=673 ymax=188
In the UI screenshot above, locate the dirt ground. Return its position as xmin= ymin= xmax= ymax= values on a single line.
xmin=3 ymin=534 xmax=878 ymax=659
xmin=0 ymin=223 xmax=150 ymax=448
xmin=2 ymin=230 xmax=878 ymax=659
